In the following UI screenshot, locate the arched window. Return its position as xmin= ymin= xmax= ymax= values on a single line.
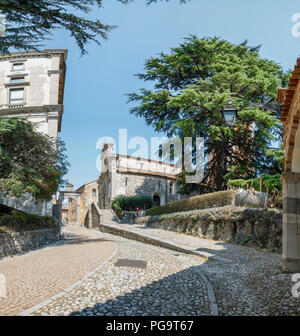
xmin=153 ymin=194 xmax=161 ymax=207
xmin=158 ymin=144 xmax=163 ymax=160
xmin=92 ymin=189 xmax=96 ymax=198
xmin=170 ymin=144 xmax=175 ymax=163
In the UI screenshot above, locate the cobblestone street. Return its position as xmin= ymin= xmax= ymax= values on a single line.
xmin=27 ymin=232 xmax=211 ymax=316
xmin=1 ymin=224 xmax=300 ymax=316
xmin=0 ymin=226 xmax=115 ymax=316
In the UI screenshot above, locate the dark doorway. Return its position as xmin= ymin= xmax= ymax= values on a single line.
xmin=153 ymin=194 xmax=161 ymax=207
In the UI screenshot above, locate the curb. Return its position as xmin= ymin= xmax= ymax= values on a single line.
xmin=97 ymin=227 xmax=220 ymax=316
xmin=99 ymin=223 xmax=232 ymax=264
xmin=96 ymin=229 xmax=219 ymax=317
xmin=17 ymin=241 xmax=118 ymax=316
xmin=191 ymin=267 xmax=219 ymax=316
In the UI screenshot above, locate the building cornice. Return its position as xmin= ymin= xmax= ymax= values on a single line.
xmin=0 ymin=104 xmax=64 ymax=116
xmin=0 ymin=49 xmax=68 ymax=61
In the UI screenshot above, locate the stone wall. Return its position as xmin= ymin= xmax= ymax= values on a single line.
xmin=77 ymin=180 xmax=98 ymax=225
xmin=0 ymin=193 xmax=53 ymax=217
xmin=114 ymin=172 xmax=179 ymax=204
xmin=137 ymin=206 xmax=282 ymax=252
xmin=0 ymin=228 xmax=61 ymax=259
xmin=84 ymin=203 xmax=101 ymax=229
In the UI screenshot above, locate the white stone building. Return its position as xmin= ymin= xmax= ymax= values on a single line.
xmin=0 ymin=49 xmax=67 ymax=137
xmin=98 ymin=144 xmax=182 ymax=209
xmin=0 ymin=49 xmax=68 ymax=216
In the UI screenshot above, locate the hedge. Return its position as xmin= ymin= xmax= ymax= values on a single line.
xmin=113 ymin=195 xmax=153 ymax=211
xmin=145 ymin=190 xmax=237 ymax=216
xmin=0 ymin=213 xmax=58 ymax=233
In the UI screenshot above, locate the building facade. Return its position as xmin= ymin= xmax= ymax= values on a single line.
xmin=76 ymin=180 xmax=98 ymax=224
xmin=278 ymin=58 xmax=300 ymax=272
xmin=0 ymin=49 xmax=68 ymax=216
xmin=98 ymin=143 xmax=182 ymax=209
xmin=60 ymin=145 xmax=182 ymax=224
xmin=60 ymin=181 xmax=98 ymax=226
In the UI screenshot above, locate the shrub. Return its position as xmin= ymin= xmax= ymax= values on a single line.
xmin=145 ymin=190 xmax=237 ymax=216
xmin=112 ymin=201 xmax=125 ymax=220
xmin=113 ymin=195 xmax=153 ymax=212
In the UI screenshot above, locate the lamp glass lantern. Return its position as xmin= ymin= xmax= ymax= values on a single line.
xmin=222 ymin=103 xmax=237 ymax=127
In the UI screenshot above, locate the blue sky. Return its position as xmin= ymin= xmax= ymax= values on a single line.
xmin=44 ymin=0 xmax=300 ymax=189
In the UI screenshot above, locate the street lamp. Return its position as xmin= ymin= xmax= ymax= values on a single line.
xmin=222 ymin=101 xmax=237 ymax=127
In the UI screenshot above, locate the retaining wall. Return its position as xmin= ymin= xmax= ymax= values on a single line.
xmin=0 ymin=228 xmax=61 ymax=259
xmin=137 ymin=206 xmax=282 ymax=252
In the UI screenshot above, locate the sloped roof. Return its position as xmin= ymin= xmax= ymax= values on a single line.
xmin=278 ymin=57 xmax=300 ymax=122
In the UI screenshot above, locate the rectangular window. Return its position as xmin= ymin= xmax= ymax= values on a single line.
xmin=169 ymin=182 xmax=173 ymax=195
xmin=10 ymin=88 xmax=24 ymax=105
xmin=12 ymin=63 xmax=24 ymax=71
xmin=10 ymin=77 xmax=25 ymax=83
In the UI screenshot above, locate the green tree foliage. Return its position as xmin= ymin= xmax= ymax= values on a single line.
xmin=128 ymin=36 xmax=290 ymax=192
xmin=227 ymin=174 xmax=282 ymax=194
xmin=0 ymin=117 xmax=69 ymax=200
xmin=0 ymin=0 xmax=186 ymax=54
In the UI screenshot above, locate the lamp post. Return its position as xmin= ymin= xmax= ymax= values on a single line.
xmin=222 ymin=100 xmax=237 ymax=127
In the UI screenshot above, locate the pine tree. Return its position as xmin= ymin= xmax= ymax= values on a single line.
xmin=127 ymin=36 xmax=290 ymax=192
xmin=0 ymin=0 xmax=186 ymax=54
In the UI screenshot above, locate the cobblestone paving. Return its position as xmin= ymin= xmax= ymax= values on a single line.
xmin=114 ymin=223 xmax=260 ymax=260
xmin=0 ymin=225 xmax=115 ymax=316
xmin=30 ymin=234 xmax=211 ymax=316
xmin=201 ymin=252 xmax=300 ymax=316
xmin=2 ymin=221 xmax=300 ymax=316
xmin=110 ymin=223 xmax=300 ymax=316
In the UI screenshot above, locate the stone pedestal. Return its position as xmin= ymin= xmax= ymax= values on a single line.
xmin=282 ymin=172 xmax=300 ymax=273
xmin=52 ymin=204 xmax=62 ymax=228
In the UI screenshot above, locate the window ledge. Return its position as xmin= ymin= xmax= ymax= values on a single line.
xmin=5 ymin=82 xmax=30 ymax=88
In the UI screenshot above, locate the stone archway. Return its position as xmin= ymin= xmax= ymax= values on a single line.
xmin=278 ymin=59 xmax=300 ymax=272
xmin=153 ymin=194 xmax=161 ymax=207
xmin=59 ymin=183 xmax=81 ymax=225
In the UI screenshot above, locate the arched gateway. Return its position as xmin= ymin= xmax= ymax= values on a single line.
xmin=278 ymin=57 xmax=300 ymax=272
xmin=59 ymin=183 xmax=80 ymax=225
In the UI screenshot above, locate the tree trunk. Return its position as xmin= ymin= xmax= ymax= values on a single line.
xmin=215 ymin=139 xmax=226 ymax=191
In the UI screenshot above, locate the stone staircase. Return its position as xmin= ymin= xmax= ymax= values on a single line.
xmin=99 ymin=209 xmax=119 ymax=225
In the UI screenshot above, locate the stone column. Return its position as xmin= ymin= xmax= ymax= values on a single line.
xmin=76 ymin=198 xmax=81 ymax=225
xmin=282 ymin=172 xmax=300 ymax=272
xmin=52 ymin=203 xmax=62 ymax=228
